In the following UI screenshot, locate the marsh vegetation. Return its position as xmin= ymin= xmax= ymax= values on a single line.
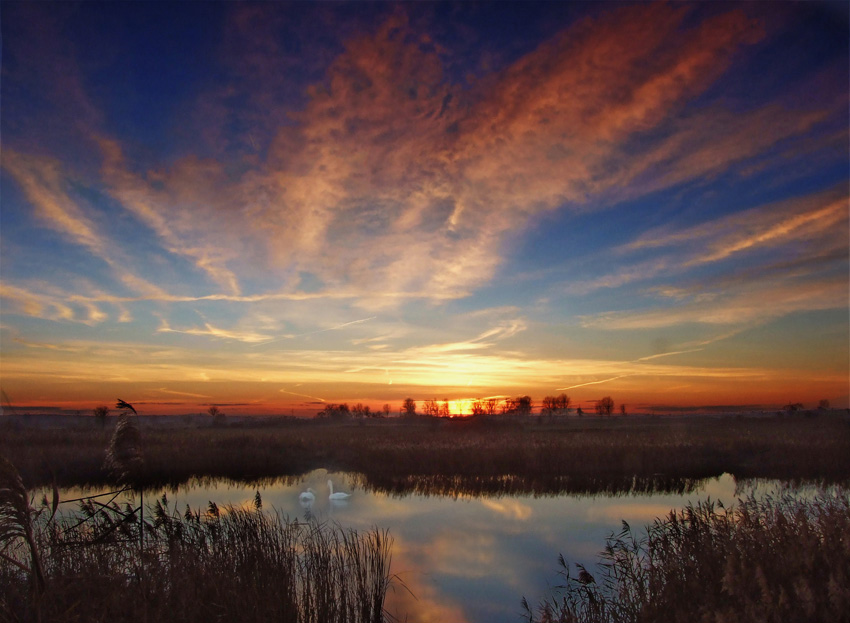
xmin=2 ymin=412 xmax=849 ymax=622
xmin=1 ymin=458 xmax=395 ymax=623
xmin=2 ymin=413 xmax=848 ymax=495
xmin=524 ymin=490 xmax=850 ymax=623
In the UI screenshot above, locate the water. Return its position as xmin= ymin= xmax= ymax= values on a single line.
xmin=49 ymin=470 xmax=760 ymax=622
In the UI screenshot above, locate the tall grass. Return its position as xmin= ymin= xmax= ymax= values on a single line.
xmin=0 ymin=488 xmax=396 ymax=623
xmin=524 ymin=490 xmax=850 ymax=623
xmin=0 ymin=457 xmax=46 ymax=622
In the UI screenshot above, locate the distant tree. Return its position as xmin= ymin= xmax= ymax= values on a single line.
xmin=516 ymin=395 xmax=533 ymax=415
xmin=541 ymin=396 xmax=557 ymax=415
xmin=471 ymin=400 xmax=486 ymax=416
xmin=334 ymin=403 xmax=350 ymax=419
xmin=818 ymin=399 xmax=830 ymax=410
xmin=423 ymin=399 xmax=439 ymax=417
xmin=352 ymin=403 xmax=371 ymax=418
xmin=620 ymin=403 xmax=627 ymax=416
xmin=485 ymin=398 xmax=499 ymax=415
xmin=93 ymin=405 xmax=109 ymax=428
xmin=555 ymin=393 xmax=571 ymax=413
xmin=783 ymin=402 xmax=804 ymax=414
xmin=382 ymin=404 xmax=391 ymax=417
xmin=208 ymin=405 xmax=227 ymax=426
xmin=402 ymin=398 xmax=416 ymax=416
xmin=317 ymin=403 xmax=350 ymax=419
xmin=596 ymin=396 xmax=614 ymax=416
xmin=576 ymin=406 xmax=584 ymax=417
xmin=440 ymin=399 xmax=450 ymax=417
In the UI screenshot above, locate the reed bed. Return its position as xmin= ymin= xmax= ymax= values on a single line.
xmin=524 ymin=489 xmax=850 ymax=623
xmin=0 ymin=486 xmax=395 ymax=623
xmin=2 ymin=413 xmax=848 ymax=496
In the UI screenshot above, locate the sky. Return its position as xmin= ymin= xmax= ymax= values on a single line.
xmin=1 ymin=1 xmax=848 ymax=416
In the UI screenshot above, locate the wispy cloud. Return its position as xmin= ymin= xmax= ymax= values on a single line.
xmin=21 ymin=3 xmax=787 ymax=309
xmin=568 ymin=185 xmax=848 ymax=330
xmin=568 ymin=186 xmax=848 ymax=296
xmin=157 ymin=320 xmax=273 ymax=344
xmin=582 ymin=276 xmax=848 ymax=330
xmin=416 ymin=320 xmax=527 ymax=354
xmin=5 ymin=3 xmax=838 ymax=316
xmin=626 ymin=188 xmax=847 ymax=263
xmin=285 ymin=316 xmax=378 ymax=340
xmin=2 ymin=2 xmax=846 ymax=411
xmin=97 ymin=137 xmax=246 ymax=295
xmin=1 ymin=283 xmax=79 ymax=324
xmin=2 ymin=151 xmax=109 ymax=260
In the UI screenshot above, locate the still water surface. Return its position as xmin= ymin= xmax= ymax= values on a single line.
xmin=55 ymin=472 xmax=793 ymax=622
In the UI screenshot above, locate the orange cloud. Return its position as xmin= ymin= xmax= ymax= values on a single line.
xmin=97 ymin=137 xmax=248 ymax=295
xmin=2 ymin=150 xmax=108 ymax=259
xmin=83 ymin=4 xmax=778 ymax=306
xmin=568 ymin=186 xmax=849 ymax=303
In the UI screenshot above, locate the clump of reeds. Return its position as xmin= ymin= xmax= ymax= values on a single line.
xmin=1 ymin=487 xmax=397 ymax=623
xmin=0 ymin=456 xmax=47 ymax=620
xmin=525 ymin=490 xmax=850 ymax=623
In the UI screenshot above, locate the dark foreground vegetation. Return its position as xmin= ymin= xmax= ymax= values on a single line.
xmin=525 ymin=490 xmax=850 ymax=623
xmin=1 ymin=457 xmax=395 ymax=623
xmin=3 ymin=413 xmax=849 ymax=622
xmin=2 ymin=412 xmax=849 ymax=495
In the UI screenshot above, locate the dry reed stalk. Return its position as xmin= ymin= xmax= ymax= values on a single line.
xmin=104 ymin=414 xmax=144 ymax=483
xmin=104 ymin=412 xmax=146 ymax=551
xmin=0 ymin=455 xmax=46 ymax=621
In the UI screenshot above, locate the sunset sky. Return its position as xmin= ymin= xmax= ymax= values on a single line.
xmin=1 ymin=1 xmax=848 ymax=416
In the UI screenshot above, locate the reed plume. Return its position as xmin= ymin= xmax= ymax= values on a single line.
xmin=104 ymin=413 xmax=144 ymax=484
xmin=0 ymin=455 xmax=46 ymax=617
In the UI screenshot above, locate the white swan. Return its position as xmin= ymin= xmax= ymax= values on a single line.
xmin=299 ymin=488 xmax=316 ymax=502
xmin=327 ymin=479 xmax=352 ymax=500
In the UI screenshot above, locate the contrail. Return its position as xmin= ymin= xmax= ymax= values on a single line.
xmin=298 ymin=316 xmax=377 ymax=336
xmin=156 ymin=388 xmax=211 ymax=398
xmin=279 ymin=389 xmax=326 ymax=402
xmin=633 ymin=348 xmax=703 ymax=362
xmin=557 ymin=374 xmax=631 ymax=391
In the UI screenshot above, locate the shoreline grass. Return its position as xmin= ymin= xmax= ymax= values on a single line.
xmin=524 ymin=489 xmax=850 ymax=623
xmin=1 ymin=486 xmax=395 ymax=623
xmin=3 ymin=413 xmax=848 ymax=495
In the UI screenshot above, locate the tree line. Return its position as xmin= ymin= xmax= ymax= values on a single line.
xmin=316 ymin=394 xmax=624 ymax=419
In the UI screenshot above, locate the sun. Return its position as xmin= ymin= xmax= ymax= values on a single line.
xmin=448 ymin=399 xmax=473 ymax=416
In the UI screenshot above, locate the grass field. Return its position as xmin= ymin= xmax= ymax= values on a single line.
xmin=2 ymin=412 xmax=848 ymax=493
